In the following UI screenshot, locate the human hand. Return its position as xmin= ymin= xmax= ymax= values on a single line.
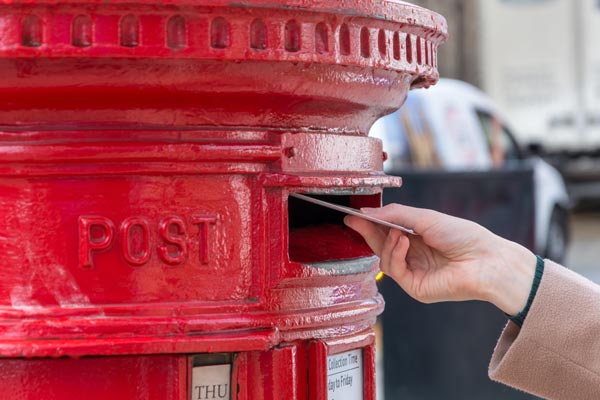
xmin=344 ymin=204 xmax=536 ymax=316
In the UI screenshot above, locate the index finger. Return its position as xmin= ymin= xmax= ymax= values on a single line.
xmin=344 ymin=214 xmax=389 ymax=256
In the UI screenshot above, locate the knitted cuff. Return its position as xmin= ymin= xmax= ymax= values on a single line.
xmin=509 ymin=255 xmax=545 ymax=327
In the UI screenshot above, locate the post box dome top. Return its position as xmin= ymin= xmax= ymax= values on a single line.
xmin=0 ymin=0 xmax=448 ymax=133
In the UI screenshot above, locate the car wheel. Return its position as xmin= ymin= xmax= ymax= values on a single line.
xmin=544 ymin=207 xmax=569 ymax=263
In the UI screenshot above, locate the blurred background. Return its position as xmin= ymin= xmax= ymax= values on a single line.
xmin=374 ymin=0 xmax=600 ymax=398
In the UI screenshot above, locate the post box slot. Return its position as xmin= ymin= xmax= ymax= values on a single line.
xmin=288 ymin=193 xmax=379 ymax=264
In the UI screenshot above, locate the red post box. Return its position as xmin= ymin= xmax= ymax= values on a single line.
xmin=0 ymin=1 xmax=446 ymax=399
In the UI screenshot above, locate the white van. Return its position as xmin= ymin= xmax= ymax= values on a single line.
xmin=370 ymin=79 xmax=570 ymax=262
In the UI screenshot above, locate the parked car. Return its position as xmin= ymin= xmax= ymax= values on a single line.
xmin=370 ymin=79 xmax=570 ymax=262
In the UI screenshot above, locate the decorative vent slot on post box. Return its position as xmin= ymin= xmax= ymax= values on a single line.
xmin=287 ymin=193 xmax=379 ymax=265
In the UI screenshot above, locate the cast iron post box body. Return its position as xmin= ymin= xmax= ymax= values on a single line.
xmin=0 ymin=1 xmax=446 ymax=398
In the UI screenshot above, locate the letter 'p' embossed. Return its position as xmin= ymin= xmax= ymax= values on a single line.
xmin=79 ymin=216 xmax=116 ymax=269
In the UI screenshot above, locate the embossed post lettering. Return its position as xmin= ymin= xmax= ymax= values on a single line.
xmin=158 ymin=216 xmax=188 ymax=265
xmin=120 ymin=216 xmax=151 ymax=266
xmin=191 ymin=215 xmax=217 ymax=265
xmin=79 ymin=214 xmax=219 ymax=268
xmin=78 ymin=216 xmax=116 ymax=269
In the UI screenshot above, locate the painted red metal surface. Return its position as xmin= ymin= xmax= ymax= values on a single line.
xmin=0 ymin=0 xmax=446 ymax=398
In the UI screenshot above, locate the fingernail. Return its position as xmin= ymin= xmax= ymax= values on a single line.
xmin=360 ymin=207 xmax=376 ymax=213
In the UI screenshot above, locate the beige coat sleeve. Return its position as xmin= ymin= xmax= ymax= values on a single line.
xmin=488 ymin=260 xmax=600 ymax=399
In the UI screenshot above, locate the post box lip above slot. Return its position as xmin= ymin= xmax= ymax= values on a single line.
xmin=260 ymin=173 xmax=402 ymax=189
xmin=288 ymin=188 xmax=379 ymax=196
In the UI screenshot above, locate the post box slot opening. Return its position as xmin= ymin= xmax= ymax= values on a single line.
xmin=288 ymin=193 xmax=379 ymax=264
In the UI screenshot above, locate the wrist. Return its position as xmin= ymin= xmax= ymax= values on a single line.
xmin=479 ymin=237 xmax=537 ymax=316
